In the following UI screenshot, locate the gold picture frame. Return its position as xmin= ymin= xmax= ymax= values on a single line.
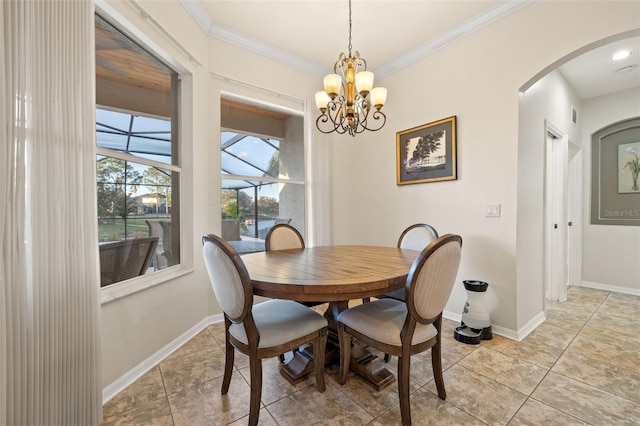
xmin=396 ymin=116 xmax=457 ymax=185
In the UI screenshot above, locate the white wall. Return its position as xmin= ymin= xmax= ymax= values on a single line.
xmin=517 ymin=70 xmax=583 ymax=329
xmin=581 ymin=88 xmax=640 ymax=293
xmin=328 ymin=0 xmax=639 ymax=336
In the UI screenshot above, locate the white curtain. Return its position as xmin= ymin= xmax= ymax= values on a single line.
xmin=1 ymin=1 xmax=102 ymax=424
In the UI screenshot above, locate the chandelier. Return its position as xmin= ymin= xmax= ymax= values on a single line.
xmin=315 ymin=0 xmax=387 ymax=137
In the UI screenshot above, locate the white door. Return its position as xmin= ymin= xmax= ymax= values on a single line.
xmin=545 ymin=128 xmax=568 ymax=302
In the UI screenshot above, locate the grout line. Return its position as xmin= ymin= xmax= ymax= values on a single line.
xmin=157 ymin=364 xmax=177 ymax=426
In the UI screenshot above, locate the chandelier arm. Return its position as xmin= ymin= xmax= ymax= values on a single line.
xmin=334 ymin=57 xmax=346 ymax=74
xmin=355 ymin=57 xmax=367 ymax=72
xmin=358 ymin=110 xmax=387 ymax=133
xmin=316 ymin=99 xmax=347 ymax=134
xmin=315 ymin=114 xmax=337 ymax=135
xmin=331 ymin=98 xmax=353 ymax=135
xmin=317 ymin=115 xmax=349 ymax=135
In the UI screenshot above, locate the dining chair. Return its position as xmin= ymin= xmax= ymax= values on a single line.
xmin=377 ymin=223 xmax=439 ymax=302
xmin=374 ymin=223 xmax=440 ymax=361
xmin=266 ymin=225 xmax=326 ymax=307
xmin=265 ymin=223 xmax=304 ymax=251
xmin=98 ymin=237 xmax=158 ymax=287
xmin=265 ymin=223 xmax=322 ymax=362
xmin=337 ymin=234 xmax=462 ymax=426
xmin=364 ymin=223 xmax=439 ymax=308
xmin=202 ymin=234 xmax=328 ymax=426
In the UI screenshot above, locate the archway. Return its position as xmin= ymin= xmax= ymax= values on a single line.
xmin=516 ymin=30 xmax=640 ymax=332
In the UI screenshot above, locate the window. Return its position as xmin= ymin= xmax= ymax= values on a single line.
xmin=96 ymin=14 xmax=181 ymax=287
xmin=220 ymin=100 xmax=305 ymax=253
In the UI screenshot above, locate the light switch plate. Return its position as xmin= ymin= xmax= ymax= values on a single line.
xmin=486 ymin=203 xmax=501 ymax=217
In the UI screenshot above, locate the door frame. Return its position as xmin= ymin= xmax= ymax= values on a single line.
xmin=544 ymin=121 xmax=569 ymax=302
xmin=567 ymin=140 xmax=582 ymax=289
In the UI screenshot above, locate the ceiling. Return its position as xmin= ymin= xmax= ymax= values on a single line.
xmin=182 ymin=0 xmax=526 ymax=77
xmin=95 ymin=1 xmax=640 ymax=104
xmin=190 ymin=0 xmax=507 ymax=72
xmin=557 ymin=36 xmax=640 ymax=99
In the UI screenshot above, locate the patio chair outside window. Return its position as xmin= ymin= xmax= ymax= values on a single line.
xmin=99 ymin=237 xmax=158 ymax=287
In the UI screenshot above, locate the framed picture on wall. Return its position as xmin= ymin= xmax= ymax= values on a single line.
xmin=396 ymin=116 xmax=457 ymax=185
xmin=591 ymin=117 xmax=640 ymax=226
xmin=618 ymin=141 xmax=640 ymax=194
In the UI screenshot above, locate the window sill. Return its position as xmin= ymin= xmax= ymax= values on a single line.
xmin=100 ymin=265 xmax=194 ymax=305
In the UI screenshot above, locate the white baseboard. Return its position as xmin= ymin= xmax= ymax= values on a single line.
xmin=579 ymin=281 xmax=640 ymax=296
xmin=513 ymin=310 xmax=546 ymax=342
xmin=102 ymin=313 xmax=224 ymax=404
xmin=444 ymin=309 xmax=545 ymax=342
xmin=443 ymin=309 xmax=461 ymax=324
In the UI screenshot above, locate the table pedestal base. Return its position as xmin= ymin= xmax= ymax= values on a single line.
xmin=279 ymin=335 xmax=394 ymax=391
xmin=348 ymin=344 xmax=395 ymax=391
xmin=279 ymin=348 xmax=314 ymax=385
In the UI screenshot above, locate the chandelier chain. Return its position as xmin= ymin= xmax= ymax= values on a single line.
xmin=347 ymin=0 xmax=352 ymax=56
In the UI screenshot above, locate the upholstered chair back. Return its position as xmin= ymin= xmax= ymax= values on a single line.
xmin=397 ymin=223 xmax=439 ymax=251
xmin=202 ymin=234 xmax=252 ymax=322
xmin=408 ymin=234 xmax=462 ymax=321
xmin=265 ymin=224 xmax=305 ymax=252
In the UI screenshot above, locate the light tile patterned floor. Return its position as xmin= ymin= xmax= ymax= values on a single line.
xmin=102 ymin=287 xmax=640 ymax=425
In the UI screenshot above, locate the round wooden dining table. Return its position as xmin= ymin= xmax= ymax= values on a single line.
xmin=242 ymin=245 xmax=420 ymax=390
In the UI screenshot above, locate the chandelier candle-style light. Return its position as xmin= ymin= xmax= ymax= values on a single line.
xmin=315 ymin=0 xmax=387 ymax=136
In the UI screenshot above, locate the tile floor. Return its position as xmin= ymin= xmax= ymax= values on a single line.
xmin=102 ymin=286 xmax=640 ymax=425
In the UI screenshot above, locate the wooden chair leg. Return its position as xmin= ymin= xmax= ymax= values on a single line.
xmin=384 ymin=353 xmax=391 ymax=362
xmin=248 ymin=356 xmax=262 ymax=426
xmin=432 ymin=341 xmax=446 ymax=399
xmin=314 ymin=329 xmax=327 ymax=392
xmin=222 ymin=339 xmax=234 ymax=394
xmin=337 ymin=324 xmax=351 ymax=385
xmin=278 ymin=353 xmax=285 ymax=363
xmin=397 ymin=354 xmax=412 ymax=426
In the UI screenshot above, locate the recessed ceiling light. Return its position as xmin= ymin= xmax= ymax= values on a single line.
xmin=611 ymin=50 xmax=632 ymax=61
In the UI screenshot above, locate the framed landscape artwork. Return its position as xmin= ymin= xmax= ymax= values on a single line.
xmin=396 ymin=116 xmax=457 ymax=185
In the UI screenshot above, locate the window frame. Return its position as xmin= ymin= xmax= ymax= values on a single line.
xmin=96 ymin=8 xmax=193 ymax=304
xmin=221 ymin=125 xmax=307 ymax=246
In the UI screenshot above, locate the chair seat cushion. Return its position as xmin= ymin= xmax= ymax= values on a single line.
xmin=229 ymin=299 xmax=327 ymax=348
xmin=337 ymin=299 xmax=437 ymax=346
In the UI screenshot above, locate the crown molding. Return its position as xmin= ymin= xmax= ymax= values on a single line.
xmin=178 ymin=0 xmax=329 ymax=76
xmin=375 ymin=0 xmax=535 ymax=78
xmin=179 ymin=0 xmax=535 ymax=79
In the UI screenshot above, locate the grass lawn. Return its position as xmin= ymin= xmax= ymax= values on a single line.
xmin=98 ymin=215 xmax=170 ymax=241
